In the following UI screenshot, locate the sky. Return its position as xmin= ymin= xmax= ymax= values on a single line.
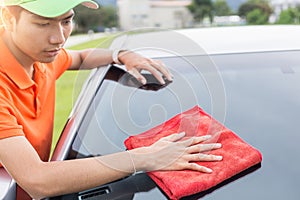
xmin=226 ymin=0 xmax=246 ymax=11
xmin=96 ymin=0 xmax=117 ymax=6
xmin=95 ymin=0 xmax=247 ymax=11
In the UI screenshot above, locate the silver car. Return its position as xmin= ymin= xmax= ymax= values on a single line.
xmin=1 ymin=25 xmax=300 ymax=199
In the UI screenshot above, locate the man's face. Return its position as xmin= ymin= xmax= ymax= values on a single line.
xmin=10 ymin=8 xmax=74 ymax=64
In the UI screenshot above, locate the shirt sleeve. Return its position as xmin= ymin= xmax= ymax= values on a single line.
xmin=0 ymin=96 xmax=24 ymax=140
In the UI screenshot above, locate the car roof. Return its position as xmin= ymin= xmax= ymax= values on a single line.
xmin=110 ymin=25 xmax=300 ymax=58
xmin=178 ymin=25 xmax=300 ymax=54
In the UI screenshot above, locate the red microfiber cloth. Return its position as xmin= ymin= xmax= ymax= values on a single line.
xmin=124 ymin=105 xmax=262 ymax=200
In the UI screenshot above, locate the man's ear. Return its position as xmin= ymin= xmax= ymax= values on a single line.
xmin=1 ymin=7 xmax=16 ymax=31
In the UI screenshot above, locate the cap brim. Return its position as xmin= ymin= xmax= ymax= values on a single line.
xmin=20 ymin=0 xmax=99 ymax=18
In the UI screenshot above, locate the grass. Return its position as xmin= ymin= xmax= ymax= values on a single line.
xmin=52 ymin=35 xmax=114 ymax=152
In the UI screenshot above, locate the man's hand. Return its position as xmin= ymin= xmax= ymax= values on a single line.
xmin=118 ymin=50 xmax=173 ymax=85
xmin=131 ymin=132 xmax=223 ymax=173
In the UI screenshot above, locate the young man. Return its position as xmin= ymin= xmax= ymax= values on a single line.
xmin=0 ymin=0 xmax=223 ymax=199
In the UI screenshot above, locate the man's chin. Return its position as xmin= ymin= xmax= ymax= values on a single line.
xmin=39 ymin=57 xmax=57 ymax=64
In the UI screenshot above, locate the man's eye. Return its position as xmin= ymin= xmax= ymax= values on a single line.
xmin=37 ymin=22 xmax=50 ymax=26
xmin=63 ymin=20 xmax=72 ymax=25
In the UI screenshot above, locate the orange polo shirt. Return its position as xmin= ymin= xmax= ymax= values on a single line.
xmin=0 ymin=32 xmax=72 ymax=163
xmin=0 ymin=29 xmax=72 ymax=199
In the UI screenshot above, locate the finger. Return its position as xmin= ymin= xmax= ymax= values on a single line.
xmin=160 ymin=132 xmax=186 ymax=142
xmin=150 ymin=60 xmax=173 ymax=81
xmin=187 ymin=153 xmax=223 ymax=162
xmin=180 ymin=135 xmax=212 ymax=147
xmin=187 ymin=143 xmax=222 ymax=153
xmin=191 ymin=135 xmax=214 ymax=144
xmin=142 ymin=63 xmax=166 ymax=85
xmin=128 ymin=68 xmax=147 ymax=85
xmin=187 ymin=163 xmax=213 ymax=173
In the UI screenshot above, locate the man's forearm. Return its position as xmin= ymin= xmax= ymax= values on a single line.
xmin=22 ymin=150 xmax=142 ymax=199
xmin=68 ymin=48 xmax=114 ymax=70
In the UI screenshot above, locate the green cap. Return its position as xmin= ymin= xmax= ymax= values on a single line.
xmin=2 ymin=0 xmax=99 ymax=17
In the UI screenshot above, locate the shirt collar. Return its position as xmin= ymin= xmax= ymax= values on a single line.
xmin=0 ymin=28 xmax=35 ymax=89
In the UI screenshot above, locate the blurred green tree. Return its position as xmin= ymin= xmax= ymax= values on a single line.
xmin=238 ymin=0 xmax=273 ymax=24
xmin=73 ymin=5 xmax=118 ymax=33
xmin=246 ymin=8 xmax=269 ymax=24
xmin=276 ymin=7 xmax=300 ymax=24
xmin=188 ymin=0 xmax=214 ymax=24
xmin=213 ymin=0 xmax=232 ymax=16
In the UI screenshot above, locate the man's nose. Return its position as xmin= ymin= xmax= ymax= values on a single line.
xmin=49 ymin=25 xmax=66 ymax=45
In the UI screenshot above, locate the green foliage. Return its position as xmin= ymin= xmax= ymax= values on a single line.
xmin=238 ymin=0 xmax=273 ymax=25
xmin=238 ymin=0 xmax=273 ymax=17
xmin=276 ymin=7 xmax=300 ymax=24
xmin=188 ymin=0 xmax=233 ymax=25
xmin=213 ymin=0 xmax=232 ymax=16
xmin=246 ymin=8 xmax=269 ymax=24
xmin=74 ymin=5 xmax=118 ymax=33
xmin=277 ymin=9 xmax=295 ymax=24
xmin=188 ymin=0 xmax=214 ymax=23
xmin=99 ymin=6 xmax=119 ymax=28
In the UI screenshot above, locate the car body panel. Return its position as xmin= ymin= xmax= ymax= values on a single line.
xmin=0 ymin=169 xmax=16 ymax=200
xmin=1 ymin=25 xmax=300 ymax=199
xmin=51 ymin=50 xmax=300 ymax=199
